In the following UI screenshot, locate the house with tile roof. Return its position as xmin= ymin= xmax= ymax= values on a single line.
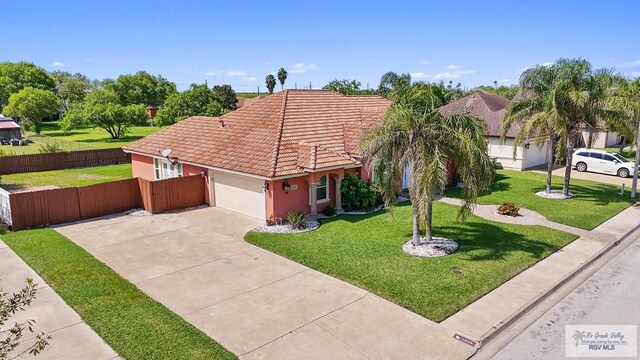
xmin=124 ymin=90 xmax=390 ymax=222
xmin=439 ymin=92 xmax=549 ymax=171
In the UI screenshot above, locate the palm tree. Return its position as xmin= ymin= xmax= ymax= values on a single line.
xmin=277 ymin=68 xmax=287 ymax=90
xmin=265 ymin=74 xmax=276 ymax=94
xmin=363 ymin=86 xmax=494 ymax=244
xmin=504 ymin=64 xmax=565 ymax=194
xmin=573 ymin=330 xmax=586 ymax=346
xmin=507 ymin=59 xmax=621 ymax=197
xmin=608 ymin=78 xmax=640 ymax=198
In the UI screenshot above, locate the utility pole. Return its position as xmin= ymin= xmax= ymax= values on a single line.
xmin=204 ymin=79 xmax=208 ymax=88
xmin=257 ymin=86 xmax=260 ymax=95
xmin=309 ymin=82 xmax=312 ymax=89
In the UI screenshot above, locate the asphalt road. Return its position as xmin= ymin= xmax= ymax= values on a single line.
xmin=492 ymin=233 xmax=640 ymax=359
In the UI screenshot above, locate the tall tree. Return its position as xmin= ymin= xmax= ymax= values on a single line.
xmin=0 ymin=61 xmax=55 ymax=109
xmin=508 ymin=59 xmax=622 ymax=197
xmin=51 ymin=71 xmax=94 ymax=112
xmin=504 ymin=64 xmax=565 ymax=194
xmin=3 ymin=87 xmax=60 ymax=133
xmin=607 ymin=78 xmax=640 ymax=197
xmin=377 ymin=71 xmax=412 ymax=98
xmin=265 ymin=74 xmax=276 ymax=94
xmin=323 ymin=79 xmax=367 ymax=95
xmin=363 ymin=85 xmax=494 ymax=244
xmin=62 ymin=89 xmax=147 ymax=138
xmin=212 ymin=84 xmax=238 ymax=110
xmin=154 ymin=84 xmax=224 ymax=126
xmin=105 ymin=71 xmax=177 ymax=107
xmin=277 ymin=68 xmax=287 ymax=90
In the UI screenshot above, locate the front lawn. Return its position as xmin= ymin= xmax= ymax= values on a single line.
xmin=246 ymin=202 xmax=576 ymax=322
xmin=2 ymin=228 xmax=236 ymax=360
xmin=446 ymin=170 xmax=633 ymax=230
xmin=29 ymin=121 xmax=161 ymax=149
xmin=0 ymin=164 xmax=132 ymax=190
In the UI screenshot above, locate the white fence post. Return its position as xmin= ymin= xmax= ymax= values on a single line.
xmin=0 ymin=188 xmax=11 ymax=227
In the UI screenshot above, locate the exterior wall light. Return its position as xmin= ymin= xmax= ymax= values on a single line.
xmin=262 ymin=182 xmax=269 ymax=192
xmin=282 ymin=180 xmax=291 ymax=193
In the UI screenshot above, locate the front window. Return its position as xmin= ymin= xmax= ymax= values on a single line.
xmin=613 ymin=154 xmax=627 ymax=163
xmin=316 ymin=175 xmax=328 ymax=202
xmin=589 ymin=152 xmax=603 ymax=160
xmin=154 ymin=158 xmax=183 ymax=180
xmin=603 ymin=154 xmax=615 ymax=162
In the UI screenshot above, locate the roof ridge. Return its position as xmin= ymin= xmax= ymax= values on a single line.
xmin=268 ymin=91 xmax=288 ymax=177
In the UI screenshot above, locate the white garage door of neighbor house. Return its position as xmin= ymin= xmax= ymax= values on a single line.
xmin=214 ymin=172 xmax=265 ymax=219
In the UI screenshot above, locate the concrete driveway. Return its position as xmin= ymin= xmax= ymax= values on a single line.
xmin=55 ymin=207 xmax=473 ymax=360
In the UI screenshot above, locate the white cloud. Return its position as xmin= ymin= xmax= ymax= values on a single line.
xmin=432 ymin=69 xmax=475 ymax=79
xmin=52 ymin=61 xmax=66 ymax=67
xmin=290 ymin=62 xmax=317 ymax=74
xmin=618 ymin=60 xmax=640 ymax=68
xmin=541 ymin=61 xmax=554 ymax=66
xmin=445 ymin=64 xmax=460 ymax=70
xmin=241 ymin=77 xmax=257 ymax=82
xmin=519 ymin=61 xmax=554 ymax=72
xmin=409 ymin=72 xmax=431 ymax=79
xmin=264 ymin=61 xmax=272 ymax=65
xmin=629 ymin=72 xmax=640 ymax=77
xmin=497 ymin=78 xmax=511 ymax=83
xmin=419 ymin=60 xmax=430 ymax=65
xmin=226 ymin=70 xmax=247 ymax=77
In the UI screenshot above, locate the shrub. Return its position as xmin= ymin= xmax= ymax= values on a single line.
xmin=322 ymin=205 xmax=336 ymax=216
xmin=38 ymin=143 xmax=64 ymax=154
xmin=497 ymin=202 xmax=520 ymax=217
xmin=287 ymin=211 xmax=307 ymax=229
xmin=341 ymin=173 xmax=378 ymax=212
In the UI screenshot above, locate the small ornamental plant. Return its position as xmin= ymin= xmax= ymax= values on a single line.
xmin=286 ymin=211 xmax=307 ymax=229
xmin=322 ymin=205 xmax=336 ymax=216
xmin=497 ymin=202 xmax=520 ymax=217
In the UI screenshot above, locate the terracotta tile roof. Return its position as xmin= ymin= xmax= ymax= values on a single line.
xmin=124 ymin=90 xmax=390 ymax=178
xmin=236 ymin=95 xmax=268 ymax=108
xmin=439 ymin=92 xmax=519 ymax=138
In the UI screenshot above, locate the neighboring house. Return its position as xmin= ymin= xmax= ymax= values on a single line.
xmin=580 ymin=128 xmax=621 ymax=148
xmin=124 ymin=90 xmax=390 ymax=222
xmin=0 ymin=114 xmax=21 ymax=140
xmin=439 ymin=92 xmax=548 ymax=171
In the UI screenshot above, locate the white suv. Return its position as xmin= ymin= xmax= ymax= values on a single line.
xmin=572 ymin=148 xmax=634 ymax=178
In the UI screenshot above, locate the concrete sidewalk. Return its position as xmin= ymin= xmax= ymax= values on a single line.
xmin=440 ymin=204 xmax=640 ymax=343
xmin=0 ymin=240 xmax=118 ymax=360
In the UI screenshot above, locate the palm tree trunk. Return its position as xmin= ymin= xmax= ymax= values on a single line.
xmin=411 ymin=184 xmax=421 ymax=245
xmin=563 ymin=132 xmax=575 ymax=197
xmin=424 ymin=199 xmax=433 ymax=243
xmin=546 ymin=134 xmax=556 ymax=193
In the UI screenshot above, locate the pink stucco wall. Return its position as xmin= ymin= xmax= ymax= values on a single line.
xmin=265 ymin=167 xmax=353 ymax=222
xmin=131 ymin=153 xmax=154 ymax=180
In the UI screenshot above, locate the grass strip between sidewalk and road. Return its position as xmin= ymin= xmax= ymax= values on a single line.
xmin=1 ymin=227 xmax=236 ymax=360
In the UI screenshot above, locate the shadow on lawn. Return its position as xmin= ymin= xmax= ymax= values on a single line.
xmin=436 ymin=221 xmax=562 ymax=261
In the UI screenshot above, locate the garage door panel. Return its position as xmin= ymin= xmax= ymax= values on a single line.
xmin=214 ymin=172 xmax=265 ymax=219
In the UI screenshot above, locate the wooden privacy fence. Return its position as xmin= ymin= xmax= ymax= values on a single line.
xmin=6 ymin=175 xmax=206 ymax=230
xmin=0 ymin=148 xmax=130 ymax=175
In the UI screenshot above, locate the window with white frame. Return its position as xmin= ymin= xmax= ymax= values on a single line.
xmin=316 ymin=175 xmax=328 ymax=202
xmin=154 ymin=158 xmax=183 ymax=180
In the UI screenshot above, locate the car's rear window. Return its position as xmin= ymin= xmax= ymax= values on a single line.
xmin=577 ymin=152 xmax=589 ymax=157
xmin=589 ymin=152 xmax=603 ymax=159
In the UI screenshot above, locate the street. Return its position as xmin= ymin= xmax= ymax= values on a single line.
xmin=491 ymin=232 xmax=640 ymax=359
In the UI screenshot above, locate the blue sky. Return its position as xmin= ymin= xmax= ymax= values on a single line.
xmin=3 ymin=1 xmax=639 ymax=91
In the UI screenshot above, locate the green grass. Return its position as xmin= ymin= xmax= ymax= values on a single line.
xmin=1 ymin=228 xmax=236 ymax=360
xmin=0 ymin=144 xmax=44 ymax=156
xmin=28 ymin=121 xmax=161 ymax=149
xmin=446 ymin=170 xmax=633 ymax=230
xmin=0 ymin=164 xmax=132 ymax=190
xmin=246 ymin=202 xmax=577 ymax=322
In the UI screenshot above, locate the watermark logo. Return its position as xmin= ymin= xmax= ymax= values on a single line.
xmin=566 ymin=325 xmax=637 ymax=357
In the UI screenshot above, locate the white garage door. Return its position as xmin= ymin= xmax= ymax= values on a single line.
xmin=214 ymin=172 xmax=265 ymax=219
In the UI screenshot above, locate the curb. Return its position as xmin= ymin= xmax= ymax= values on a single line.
xmin=473 ymin=216 xmax=640 ymax=353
